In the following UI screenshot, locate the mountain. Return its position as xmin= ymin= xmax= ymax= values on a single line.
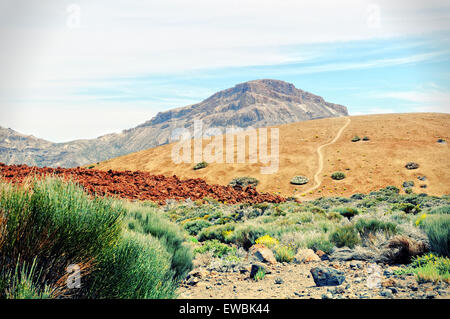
xmin=0 ymin=79 xmax=348 ymax=167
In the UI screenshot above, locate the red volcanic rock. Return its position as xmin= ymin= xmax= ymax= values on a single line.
xmin=0 ymin=163 xmax=285 ymax=205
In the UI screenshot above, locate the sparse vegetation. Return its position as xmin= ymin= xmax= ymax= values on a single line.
xmin=420 ymin=214 xmax=450 ymax=257
xmin=331 ymin=172 xmax=346 ymax=180
xmin=405 ymin=162 xmax=419 ymax=170
xmin=229 ymin=177 xmax=259 ymax=188
xmin=351 ymin=136 xmax=361 ymax=142
xmin=290 ymin=176 xmax=309 ymax=185
xmin=330 ymin=225 xmax=360 ymax=248
xmin=193 ymin=161 xmax=208 ymax=170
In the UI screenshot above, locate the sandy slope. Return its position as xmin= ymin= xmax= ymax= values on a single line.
xmin=94 ymin=113 xmax=450 ymax=199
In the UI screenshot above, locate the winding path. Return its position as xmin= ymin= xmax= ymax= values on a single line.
xmin=300 ymin=117 xmax=351 ymax=196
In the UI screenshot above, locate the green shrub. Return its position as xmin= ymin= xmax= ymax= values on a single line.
xmin=351 ymin=136 xmax=361 ymax=142
xmin=198 ymin=224 xmax=235 ymax=242
xmin=3 ymin=259 xmax=53 ymax=299
xmin=0 ymin=177 xmax=189 ymax=299
xmin=183 ymin=219 xmax=212 ymax=236
xmin=326 ymin=211 xmax=343 ymax=221
xmin=429 ymin=206 xmax=450 ymax=215
xmin=229 ymin=225 xmax=267 ymax=249
xmin=330 ymin=225 xmax=360 ymax=249
xmin=290 ymin=176 xmax=309 ymax=185
xmin=331 ymin=172 xmax=346 ymax=180
xmin=274 ymin=245 xmax=296 ymax=262
xmin=392 ymin=202 xmax=421 ymax=214
xmin=0 ymin=178 xmax=124 ymax=297
xmin=306 ymin=237 xmax=334 ymax=254
xmin=194 ymin=240 xmax=236 ymax=258
xmin=193 ymin=161 xmax=208 ymax=170
xmin=333 ymin=207 xmax=359 ymax=219
xmin=420 ymin=215 xmax=450 ymax=257
xmin=355 ymin=218 xmax=398 ymax=237
xmin=362 ymin=136 xmax=370 ymax=141
xmin=229 ymin=177 xmax=259 ymax=188
xmin=88 ymin=231 xmax=176 ymax=299
xmin=124 ymin=204 xmax=193 ymax=279
xmin=397 ymin=253 xmax=450 ymax=283
xmin=254 ymin=268 xmax=266 ymax=281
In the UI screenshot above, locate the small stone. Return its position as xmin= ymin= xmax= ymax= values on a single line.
xmin=322 ymin=293 xmax=333 ymax=299
xmin=250 ymin=245 xmax=277 ymax=264
xmin=315 ymin=250 xmax=326 ymax=258
xmin=274 ymin=277 xmax=284 ymax=285
xmin=383 ymin=270 xmax=393 ymax=277
xmin=186 ymin=277 xmax=200 ymax=286
xmin=380 ymin=289 xmax=393 ymax=298
xmin=426 ymin=291 xmax=435 ymax=299
xmin=389 ymin=287 xmax=398 ymax=294
xmin=294 ymin=249 xmax=321 ymax=263
xmin=310 ymin=266 xmax=346 ymax=287
xmin=381 ymin=279 xmax=397 ymax=288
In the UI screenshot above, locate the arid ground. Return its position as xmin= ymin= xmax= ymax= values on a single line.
xmin=93 ymin=113 xmax=450 ymax=200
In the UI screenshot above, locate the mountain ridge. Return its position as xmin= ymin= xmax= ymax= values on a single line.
xmin=0 ymin=79 xmax=348 ymax=167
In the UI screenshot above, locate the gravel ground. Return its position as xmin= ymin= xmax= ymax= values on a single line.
xmin=178 ymin=260 xmax=450 ymax=299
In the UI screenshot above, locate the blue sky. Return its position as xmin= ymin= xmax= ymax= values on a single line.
xmin=0 ymin=0 xmax=449 ymax=142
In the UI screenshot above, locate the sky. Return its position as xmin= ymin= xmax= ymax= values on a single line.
xmin=0 ymin=0 xmax=449 ymax=142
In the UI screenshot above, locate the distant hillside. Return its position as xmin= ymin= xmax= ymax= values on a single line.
xmin=0 ymin=79 xmax=348 ymax=167
xmin=94 ymin=113 xmax=450 ymax=199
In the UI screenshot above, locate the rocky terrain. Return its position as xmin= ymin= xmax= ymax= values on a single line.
xmin=0 ymin=163 xmax=284 ymax=204
xmin=178 ymin=248 xmax=449 ymax=299
xmin=0 ymin=79 xmax=348 ymax=168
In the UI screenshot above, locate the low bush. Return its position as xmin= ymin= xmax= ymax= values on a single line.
xmin=183 ymin=219 xmax=212 ymax=236
xmin=124 ymin=203 xmax=193 ymax=279
xmin=306 ymin=236 xmax=334 ymax=254
xmin=229 ymin=177 xmax=259 ymax=188
xmin=194 ymin=240 xmax=236 ymax=258
xmin=88 ymin=231 xmax=176 ymax=298
xmin=197 ymin=224 xmax=235 ymax=242
xmin=392 ymin=202 xmax=421 ymax=214
xmin=333 ymin=207 xmax=359 ymax=219
xmin=193 ymin=161 xmax=208 ymax=170
xmin=255 ymin=235 xmax=279 ymax=248
xmin=420 ymin=215 xmax=450 ymax=257
xmin=351 ymin=136 xmax=361 ymax=142
xmin=397 ymin=253 xmax=450 ymax=283
xmin=273 ymin=245 xmax=296 ymax=262
xmin=228 ymin=225 xmax=267 ymax=249
xmin=355 ymin=218 xmax=398 ymax=237
xmin=428 ymin=205 xmax=450 ymax=215
xmin=331 ymin=172 xmax=346 ymax=180
xmin=290 ymin=176 xmax=309 ymax=185
xmin=330 ymin=225 xmax=360 ymax=249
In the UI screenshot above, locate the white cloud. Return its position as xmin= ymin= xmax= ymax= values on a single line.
xmin=1 ymin=0 xmax=450 ymax=141
xmin=368 ymin=87 xmax=450 ymax=113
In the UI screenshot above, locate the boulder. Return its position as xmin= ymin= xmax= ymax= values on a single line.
xmin=293 ymin=249 xmax=320 ymax=263
xmin=310 ymin=266 xmax=346 ymax=287
xmin=250 ymin=244 xmax=277 ymax=264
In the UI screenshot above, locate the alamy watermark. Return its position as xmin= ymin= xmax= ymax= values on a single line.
xmin=66 ymin=264 xmax=81 ymax=289
xmin=171 ymin=120 xmax=279 ymax=174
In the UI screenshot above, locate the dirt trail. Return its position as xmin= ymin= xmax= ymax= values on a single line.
xmin=300 ymin=117 xmax=351 ymax=196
